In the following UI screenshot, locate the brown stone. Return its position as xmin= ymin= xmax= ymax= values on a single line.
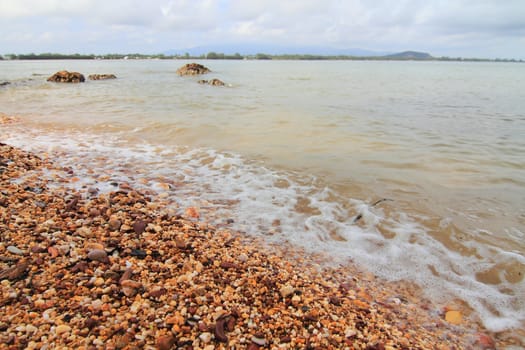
xmin=176 ymin=63 xmax=210 ymax=76
xmin=156 ymin=334 xmax=176 ymax=350
xmin=87 ymin=249 xmax=109 ymax=263
xmin=133 ymin=220 xmax=147 ymax=234
xmin=47 ymin=70 xmax=85 ymax=83
xmin=0 ymin=260 xmax=29 ymax=280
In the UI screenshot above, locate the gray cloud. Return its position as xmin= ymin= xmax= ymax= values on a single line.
xmin=0 ymin=0 xmax=524 ymax=58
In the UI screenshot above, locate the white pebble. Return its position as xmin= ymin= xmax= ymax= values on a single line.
xmin=199 ymin=332 xmax=212 ymax=343
xmin=7 ymin=245 xmax=24 ymax=255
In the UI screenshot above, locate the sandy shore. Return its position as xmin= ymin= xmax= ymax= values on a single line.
xmin=0 ymin=138 xmax=513 ymax=349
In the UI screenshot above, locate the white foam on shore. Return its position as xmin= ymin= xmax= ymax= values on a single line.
xmin=3 ymin=126 xmax=524 ymax=332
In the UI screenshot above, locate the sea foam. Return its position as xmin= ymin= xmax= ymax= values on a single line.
xmin=3 ymin=125 xmax=524 ymax=332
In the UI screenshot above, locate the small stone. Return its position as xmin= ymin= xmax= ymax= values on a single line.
xmin=445 ymin=310 xmax=462 ymax=325
xmin=156 ymin=334 xmax=175 ymax=350
xmin=185 ymin=206 xmax=199 ymax=218
xmin=55 ymin=324 xmax=71 ymax=335
xmin=85 ymin=242 xmax=105 ymax=250
xmin=47 ymin=246 xmax=59 ymax=258
xmin=476 ymin=333 xmax=496 ymax=349
xmin=149 ymin=287 xmax=167 ymax=299
xmin=76 ymin=227 xmax=93 ymax=237
xmin=175 ymin=236 xmax=187 ymax=249
xmin=214 ymin=318 xmax=228 ymax=343
xmin=291 ymin=294 xmax=301 ymax=306
xmin=130 ymin=249 xmax=147 ymax=259
xmin=89 ymin=208 xmax=101 ymax=217
xmin=87 ymin=249 xmax=109 ymax=263
xmin=122 ymin=286 xmax=137 ymax=297
xmin=0 ymin=260 xmax=29 ymax=280
xmin=25 ymin=324 xmax=38 ymax=333
xmin=121 ymin=279 xmax=142 ymax=297
xmin=108 ymin=218 xmax=121 ymax=231
xmin=120 ymin=280 xmax=142 ymax=289
xmin=280 ymin=285 xmax=295 ymax=298
xmin=30 ymin=245 xmax=46 ymax=253
xmin=133 ymin=220 xmax=146 ymax=234
xmin=7 ymin=246 xmax=24 ymax=255
xmin=119 ymin=268 xmax=133 ymax=283
xmin=84 ymin=317 xmax=98 ymax=329
xmin=238 ymin=253 xmax=248 ymax=263
xmin=93 ymin=277 xmax=105 ymax=287
xmin=199 ymin=332 xmax=212 ymax=343
xmin=251 ymin=335 xmax=267 ymax=346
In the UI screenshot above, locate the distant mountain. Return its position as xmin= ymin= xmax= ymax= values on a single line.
xmin=165 ymin=44 xmax=391 ymax=57
xmin=383 ymin=51 xmax=432 ymax=59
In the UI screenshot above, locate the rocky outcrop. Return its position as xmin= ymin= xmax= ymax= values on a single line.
xmin=176 ymin=63 xmax=210 ymax=76
xmin=47 ymin=71 xmax=85 ymax=83
xmin=197 ymin=78 xmax=225 ymax=86
xmin=88 ymin=74 xmax=117 ymax=80
xmin=0 ymin=81 xmax=10 ymax=87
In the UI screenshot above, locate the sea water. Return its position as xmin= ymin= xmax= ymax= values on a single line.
xmin=1 ymin=59 xmax=524 ymax=332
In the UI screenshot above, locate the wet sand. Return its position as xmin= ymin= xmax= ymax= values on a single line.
xmin=0 ymin=134 xmax=517 ymax=349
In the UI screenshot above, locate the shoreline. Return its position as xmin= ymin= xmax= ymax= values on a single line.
xmin=1 ymin=138 xmax=517 ymax=349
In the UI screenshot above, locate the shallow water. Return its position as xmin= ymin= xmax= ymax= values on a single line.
xmin=1 ymin=59 xmax=524 ymax=331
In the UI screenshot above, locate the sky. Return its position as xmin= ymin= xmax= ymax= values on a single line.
xmin=1 ymin=0 xmax=524 ymax=59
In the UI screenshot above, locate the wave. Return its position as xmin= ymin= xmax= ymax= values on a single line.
xmin=3 ymin=124 xmax=524 ymax=332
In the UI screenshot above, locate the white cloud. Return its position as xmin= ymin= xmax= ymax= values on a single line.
xmin=0 ymin=0 xmax=524 ymax=57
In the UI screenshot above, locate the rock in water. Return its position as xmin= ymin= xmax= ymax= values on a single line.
xmin=88 ymin=74 xmax=117 ymax=80
xmin=47 ymin=71 xmax=85 ymax=83
xmin=176 ymin=63 xmax=210 ymax=76
xmin=197 ymin=78 xmax=225 ymax=86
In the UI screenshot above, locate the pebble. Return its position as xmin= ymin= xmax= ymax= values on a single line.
xmin=251 ymin=335 xmax=267 ymax=346
xmin=108 ymin=218 xmax=122 ymax=231
xmin=76 ymin=227 xmax=93 ymax=238
xmin=185 ymin=207 xmax=200 ymax=218
xmin=133 ymin=220 xmax=147 ymax=234
xmin=280 ymin=285 xmax=295 ymax=298
xmin=55 ymin=324 xmax=71 ymax=335
xmin=7 ymin=246 xmax=24 ymax=255
xmin=199 ymin=332 xmax=212 ymax=343
xmin=87 ymin=249 xmax=109 ymax=263
xmin=476 ymin=333 xmax=496 ymax=349
xmin=291 ymin=294 xmax=301 ymax=306
xmin=156 ymin=335 xmax=175 ymax=350
xmin=25 ymin=324 xmax=38 ymax=334
xmin=445 ymin=310 xmax=462 ymax=325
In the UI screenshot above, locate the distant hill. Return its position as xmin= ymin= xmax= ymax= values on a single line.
xmin=383 ymin=51 xmax=432 ymax=59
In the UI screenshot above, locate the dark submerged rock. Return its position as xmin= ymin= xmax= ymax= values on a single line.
xmin=197 ymin=78 xmax=225 ymax=86
xmin=88 ymin=74 xmax=117 ymax=80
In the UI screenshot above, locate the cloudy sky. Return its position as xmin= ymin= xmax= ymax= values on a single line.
xmin=1 ymin=0 xmax=524 ymax=58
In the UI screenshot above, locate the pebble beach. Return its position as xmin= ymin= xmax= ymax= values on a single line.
xmin=1 ymin=113 xmax=520 ymax=349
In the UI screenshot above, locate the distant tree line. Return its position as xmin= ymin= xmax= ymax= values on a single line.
xmin=1 ymin=52 xmax=523 ymax=63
